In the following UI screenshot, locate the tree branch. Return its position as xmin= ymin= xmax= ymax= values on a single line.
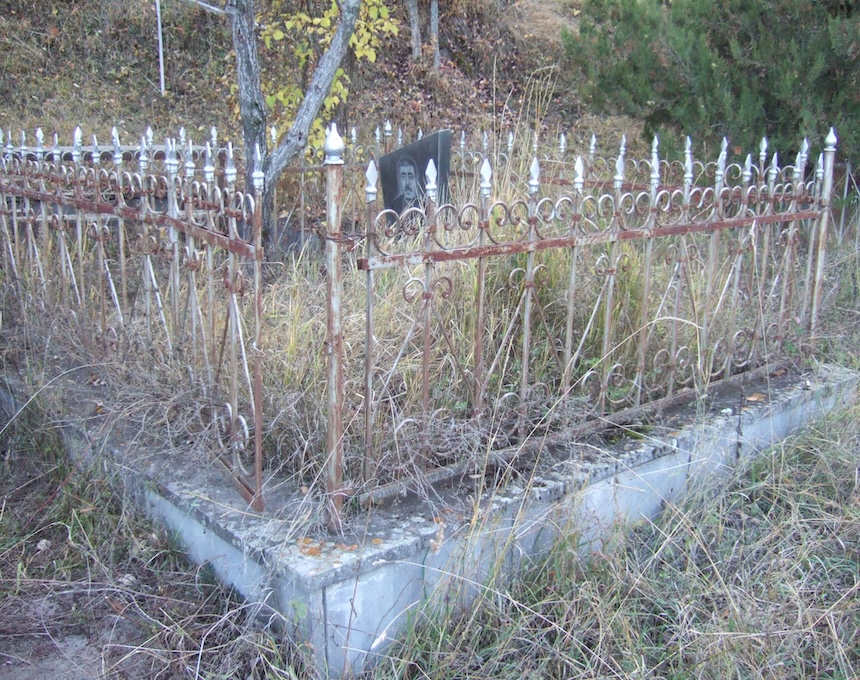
xmin=265 ymin=0 xmax=361 ymax=186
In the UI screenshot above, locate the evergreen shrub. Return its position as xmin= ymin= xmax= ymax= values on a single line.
xmin=564 ymin=0 xmax=859 ymax=161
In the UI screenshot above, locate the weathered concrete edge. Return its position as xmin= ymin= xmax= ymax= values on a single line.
xmin=51 ymin=364 xmax=859 ymax=677
xmin=324 ymin=364 xmax=859 ymax=673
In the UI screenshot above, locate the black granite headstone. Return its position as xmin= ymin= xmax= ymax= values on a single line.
xmin=379 ymin=130 xmax=452 ymax=214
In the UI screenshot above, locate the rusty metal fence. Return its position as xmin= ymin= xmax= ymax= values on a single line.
xmin=321 ymin=127 xmax=839 ymax=528
xmin=0 ymin=123 xmax=843 ymax=529
xmin=0 ymin=127 xmax=266 ymax=510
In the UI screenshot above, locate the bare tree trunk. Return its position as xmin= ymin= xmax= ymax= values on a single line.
xmin=430 ymin=0 xmax=440 ymax=70
xmin=406 ymin=0 xmax=422 ymax=61
xmin=227 ymin=0 xmax=362 ymax=248
xmin=227 ymin=0 xmax=268 ymax=239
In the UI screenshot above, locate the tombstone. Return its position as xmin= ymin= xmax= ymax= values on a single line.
xmin=378 ymin=130 xmax=452 ymax=214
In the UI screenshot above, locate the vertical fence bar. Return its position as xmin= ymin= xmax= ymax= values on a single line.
xmin=635 ymin=138 xmax=659 ymax=406
xmin=600 ymin=153 xmax=624 ymax=412
xmin=251 ymin=147 xmax=266 ymax=512
xmin=363 ymin=160 xmax=379 ymax=484
xmin=519 ymin=157 xmax=539 ymax=436
xmin=700 ymin=142 xmax=726 ymax=381
xmin=473 ymin=158 xmax=491 ymax=416
xmin=324 ymin=124 xmax=346 ymax=532
xmin=562 ymin=157 xmax=584 ymax=394
xmin=801 ymin=153 xmax=825 ymax=328
xmin=421 ymin=178 xmax=436 ymax=428
xmin=810 ymin=128 xmax=838 ymax=341
xmin=166 ymin=139 xmax=181 ymax=343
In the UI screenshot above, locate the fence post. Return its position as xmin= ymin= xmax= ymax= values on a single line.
xmin=810 ymin=128 xmax=838 ymax=341
xmin=363 ymin=160 xmax=378 ymax=484
xmin=251 ymin=145 xmax=266 ymax=512
xmin=324 ymin=124 xmax=346 ymax=533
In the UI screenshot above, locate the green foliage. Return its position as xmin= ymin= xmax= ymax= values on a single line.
xmin=564 ymin=0 xmax=860 ymax=160
xmin=260 ymin=0 xmax=398 ymax=146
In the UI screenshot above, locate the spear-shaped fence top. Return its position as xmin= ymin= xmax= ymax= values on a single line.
xmin=185 ymin=139 xmax=196 ymax=177
xmin=650 ymin=135 xmax=660 ymax=191
xmin=480 ymin=157 xmax=492 ymax=198
xmin=113 ymin=127 xmax=123 ymax=167
xmin=324 ymin=123 xmax=345 ymax=165
xmin=139 ymin=136 xmax=149 ymax=174
xmin=574 ymin=156 xmax=584 ymax=193
xmin=684 ymin=139 xmax=693 ymax=189
xmin=365 ymin=160 xmax=378 ymax=203
xmin=529 ymin=157 xmax=540 ymax=195
xmin=614 ymin=152 xmax=624 ymax=190
xmin=73 ymin=127 xmax=82 ymax=163
xmin=425 ymin=158 xmax=438 ymax=202
xmin=204 ymin=142 xmax=215 ymax=183
xmin=225 ymin=141 xmax=236 ymax=186
xmin=252 ymin=144 xmax=264 ymax=192
xmin=35 ymin=128 xmax=44 ymax=162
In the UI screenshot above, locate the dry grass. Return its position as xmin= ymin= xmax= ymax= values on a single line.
xmin=0 ymin=389 xmax=317 ymax=679
xmin=370 ymin=403 xmax=860 ymax=679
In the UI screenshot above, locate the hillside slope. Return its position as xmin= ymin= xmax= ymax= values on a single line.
xmin=0 ymin=0 xmax=638 ymax=150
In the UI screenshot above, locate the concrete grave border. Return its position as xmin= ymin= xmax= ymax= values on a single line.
xmin=50 ymin=363 xmax=860 ymax=677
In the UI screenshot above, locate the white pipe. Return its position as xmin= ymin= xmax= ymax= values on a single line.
xmin=156 ymin=0 xmax=166 ymax=97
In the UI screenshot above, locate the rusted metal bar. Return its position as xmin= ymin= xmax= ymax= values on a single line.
xmin=356 ymin=211 xmax=820 ymax=272
xmin=363 ymin=161 xmax=379 ymax=484
xmin=324 ymin=125 xmax=346 ymax=533
xmin=635 ymin=140 xmax=659 ymax=407
xmin=562 ymin=157 xmax=584 ymax=395
xmin=810 ymin=129 xmax=838 ymax=339
xmin=519 ymin=158 xmax=539 ymax=434
xmin=599 ymin=153 xmax=625 ymax=412
xmin=250 ymin=147 xmax=266 ymax=512
xmin=473 ymin=159 xmax=491 ymax=415
xmin=421 ymin=176 xmax=436 ymax=432
xmin=0 ymin=179 xmax=256 ymax=258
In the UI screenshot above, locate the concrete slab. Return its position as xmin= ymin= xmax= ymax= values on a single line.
xmin=59 ymin=363 xmax=859 ymax=677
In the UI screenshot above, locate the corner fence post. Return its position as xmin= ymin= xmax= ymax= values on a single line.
xmin=810 ymin=128 xmax=837 ymax=342
xmin=251 ymin=145 xmax=266 ymax=512
xmin=324 ymin=124 xmax=346 ymax=533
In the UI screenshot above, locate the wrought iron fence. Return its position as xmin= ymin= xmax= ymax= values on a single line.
xmin=322 ymin=126 xmax=839 ymax=529
xmin=0 ymin=127 xmax=266 ymax=510
xmin=0 ymin=122 xmax=844 ymax=530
